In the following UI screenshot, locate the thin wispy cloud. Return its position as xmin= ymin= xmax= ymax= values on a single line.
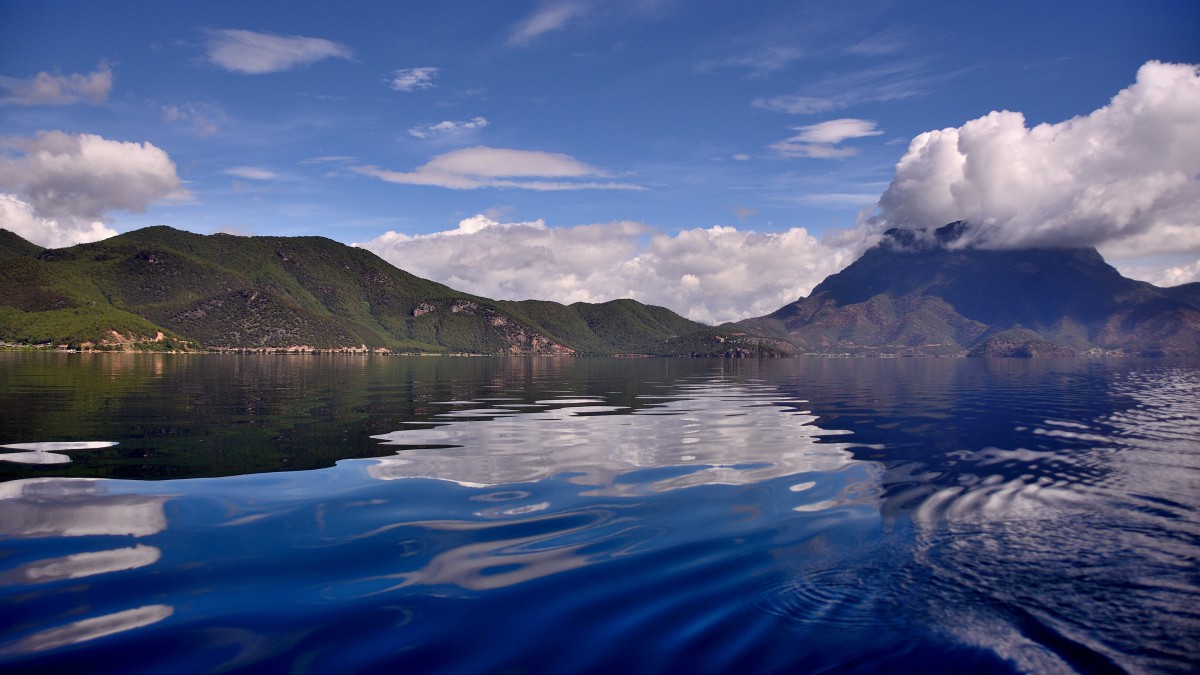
xmin=389 ymin=67 xmax=438 ymax=92
xmin=161 ymin=101 xmax=225 ymax=137
xmin=353 ymin=146 xmax=642 ymax=191
xmin=752 ymin=59 xmax=943 ymax=114
xmin=844 ymin=27 xmax=909 ymax=56
xmin=696 ymin=46 xmax=806 ymax=79
xmin=0 ymin=62 xmax=112 ymax=106
xmin=225 ymin=166 xmax=277 ymax=180
xmin=507 ymin=0 xmax=591 ymax=47
xmin=769 ymin=118 xmax=883 ymax=158
xmin=202 ymin=29 xmax=352 ymax=74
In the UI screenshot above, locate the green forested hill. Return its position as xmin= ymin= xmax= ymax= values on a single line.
xmin=0 ymin=226 xmax=782 ymax=355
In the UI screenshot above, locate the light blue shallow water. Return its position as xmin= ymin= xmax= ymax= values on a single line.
xmin=0 ymin=355 xmax=1198 ymax=673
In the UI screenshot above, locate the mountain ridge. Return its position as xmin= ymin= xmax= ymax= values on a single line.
xmin=0 ymin=226 xmax=789 ymax=356
xmin=4 ymin=223 xmax=1197 ymax=356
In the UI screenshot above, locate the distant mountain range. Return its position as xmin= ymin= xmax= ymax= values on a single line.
xmin=2 ymin=222 xmax=1197 ymax=356
xmin=0 ymin=226 xmax=788 ymax=356
xmin=738 ymin=222 xmax=1200 ymax=356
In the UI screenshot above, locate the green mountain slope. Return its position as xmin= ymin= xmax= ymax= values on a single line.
xmin=0 ymin=226 xmax=759 ymax=355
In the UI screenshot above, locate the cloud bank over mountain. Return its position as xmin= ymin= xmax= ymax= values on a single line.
xmin=356 ymin=215 xmax=853 ymax=324
xmin=0 ymin=131 xmax=184 ymax=248
xmin=875 ymin=61 xmax=1200 ymax=262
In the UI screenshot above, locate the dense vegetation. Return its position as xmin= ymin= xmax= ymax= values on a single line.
xmin=0 ymin=227 xmax=763 ymax=356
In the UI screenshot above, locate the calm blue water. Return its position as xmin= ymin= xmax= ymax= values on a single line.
xmin=1 ymin=354 xmax=1198 ymax=673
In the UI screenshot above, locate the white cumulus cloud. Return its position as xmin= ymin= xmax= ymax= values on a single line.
xmin=0 ymin=194 xmax=117 ymax=248
xmin=0 ymin=131 xmax=184 ymax=247
xmin=202 ymin=29 xmax=352 ymax=74
xmin=875 ymin=60 xmax=1200 ymax=262
xmin=1158 ymin=260 xmax=1200 ymax=287
xmin=0 ymin=62 xmax=112 ymax=106
xmin=353 ymin=146 xmax=642 ymax=191
xmin=408 ymin=116 xmax=489 ymax=139
xmin=1117 ymin=258 xmax=1200 ymax=288
xmin=389 ymin=67 xmax=438 ymax=92
xmin=356 ymin=215 xmax=855 ymax=323
xmin=770 ymin=118 xmax=883 ymax=158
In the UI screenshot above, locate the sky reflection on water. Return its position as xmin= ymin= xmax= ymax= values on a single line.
xmin=0 ymin=354 xmax=1197 ymax=673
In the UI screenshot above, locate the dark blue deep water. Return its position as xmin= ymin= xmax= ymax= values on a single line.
xmin=1 ymin=354 xmax=1197 ymax=673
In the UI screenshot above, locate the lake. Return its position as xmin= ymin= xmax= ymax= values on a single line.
xmin=1 ymin=353 xmax=1197 ymax=673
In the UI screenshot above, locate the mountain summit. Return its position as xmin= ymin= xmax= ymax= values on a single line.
xmin=739 ymin=222 xmax=1200 ymax=356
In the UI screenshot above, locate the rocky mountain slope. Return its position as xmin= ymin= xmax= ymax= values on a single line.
xmin=738 ymin=222 xmax=1200 ymax=356
xmin=0 ymin=227 xmax=788 ymax=355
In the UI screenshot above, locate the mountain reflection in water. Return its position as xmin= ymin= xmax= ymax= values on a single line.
xmin=0 ymin=354 xmax=1197 ymax=674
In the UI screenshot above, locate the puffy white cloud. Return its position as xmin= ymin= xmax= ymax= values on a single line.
xmin=0 ymin=131 xmax=183 ymax=219
xmin=356 ymin=215 xmax=855 ymax=323
xmin=1160 ymin=261 xmax=1200 ymax=287
xmin=875 ymin=61 xmax=1200 ymax=261
xmin=0 ymin=63 xmax=112 ymax=106
xmin=353 ymin=146 xmax=642 ymax=191
xmin=408 ymin=117 xmax=489 ymax=139
xmin=1117 ymin=258 xmax=1200 ymax=288
xmin=0 ymin=131 xmax=183 ymax=247
xmin=202 ymin=29 xmax=351 ymax=74
xmin=507 ymin=1 xmax=591 ymax=47
xmin=769 ymin=118 xmax=883 ymax=158
xmin=389 ymin=67 xmax=438 ymax=92
xmin=0 ymin=194 xmax=117 ymax=248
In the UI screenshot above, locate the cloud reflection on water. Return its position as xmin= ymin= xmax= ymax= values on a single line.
xmin=0 ymin=478 xmax=174 ymax=655
xmin=369 ymin=381 xmax=872 ymax=500
xmin=0 ymin=605 xmax=174 ymax=656
xmin=0 ymin=441 xmax=119 ymax=465
xmin=0 ymin=478 xmax=169 ymax=538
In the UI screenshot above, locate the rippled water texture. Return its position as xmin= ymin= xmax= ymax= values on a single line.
xmin=1 ymin=354 xmax=1197 ymax=673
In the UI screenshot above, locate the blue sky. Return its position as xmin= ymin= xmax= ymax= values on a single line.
xmin=2 ymin=1 xmax=1198 ymax=322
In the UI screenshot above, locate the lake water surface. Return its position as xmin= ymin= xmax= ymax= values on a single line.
xmin=1 ymin=353 xmax=1197 ymax=673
